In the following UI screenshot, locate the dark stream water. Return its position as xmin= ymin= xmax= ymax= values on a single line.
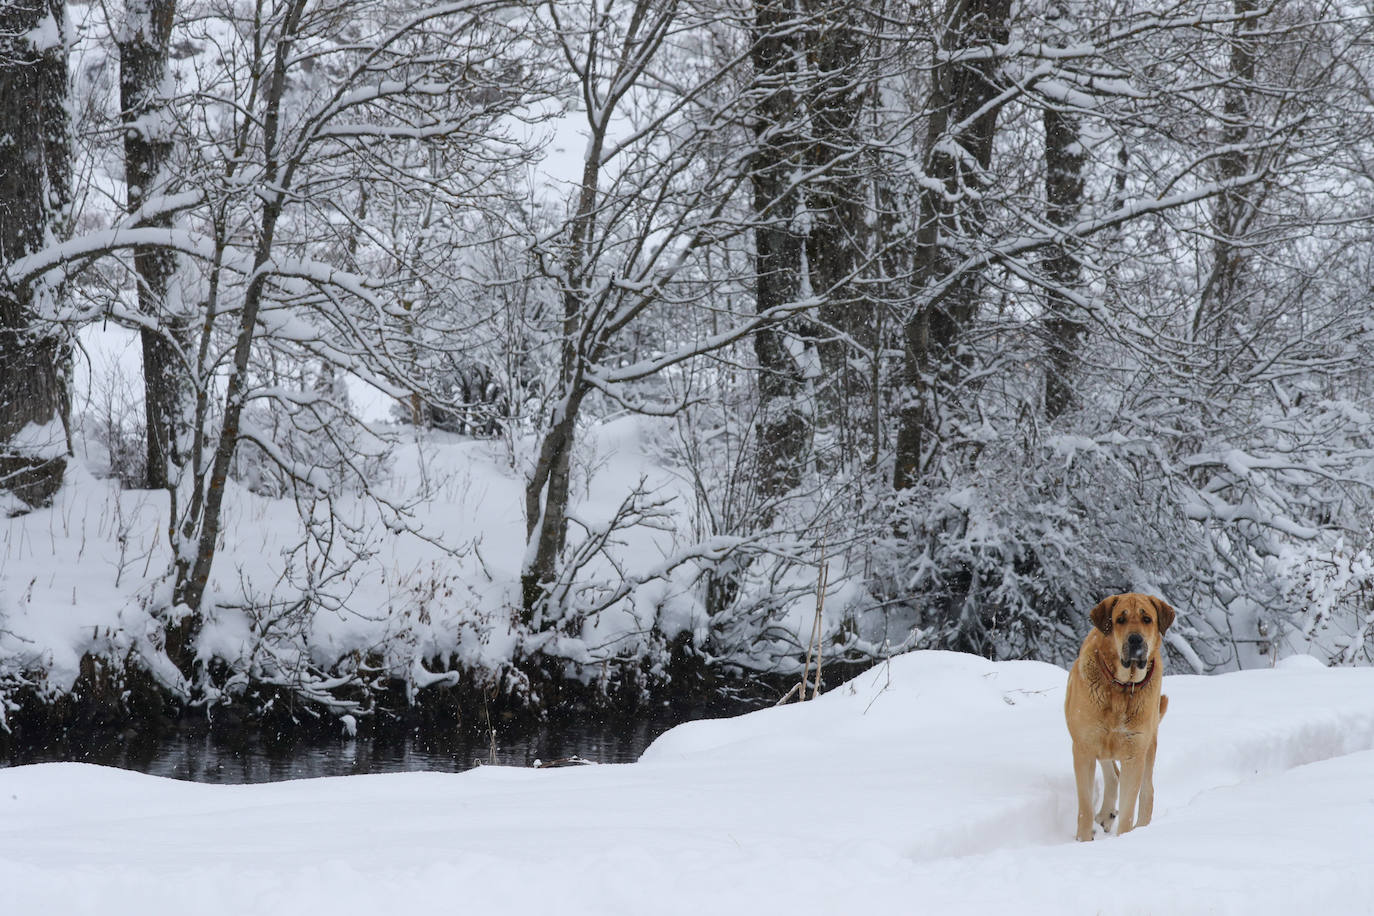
xmin=0 ymin=714 xmax=695 ymax=784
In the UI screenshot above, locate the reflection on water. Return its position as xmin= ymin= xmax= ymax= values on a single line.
xmin=1 ymin=715 xmax=688 ymax=784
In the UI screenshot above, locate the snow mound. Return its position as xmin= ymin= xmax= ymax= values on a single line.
xmin=642 ymin=650 xmax=1066 ymax=762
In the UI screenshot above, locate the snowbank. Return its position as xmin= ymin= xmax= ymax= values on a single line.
xmin=0 ymin=405 xmax=713 ymax=705
xmin=3 ymin=650 xmax=1374 ymax=914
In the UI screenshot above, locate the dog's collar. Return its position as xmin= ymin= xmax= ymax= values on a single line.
xmin=1098 ymin=654 xmax=1155 ymax=691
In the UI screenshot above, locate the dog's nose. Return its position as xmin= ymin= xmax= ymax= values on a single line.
xmin=1126 ymin=632 xmax=1146 ymax=657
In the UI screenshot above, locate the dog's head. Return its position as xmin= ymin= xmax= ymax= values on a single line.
xmin=1089 ymin=593 xmax=1174 ymax=684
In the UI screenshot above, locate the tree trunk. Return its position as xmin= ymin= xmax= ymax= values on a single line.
xmin=119 ymin=0 xmax=187 ymax=491
xmin=1194 ymin=0 xmax=1258 ymax=345
xmin=1042 ymin=105 xmax=1086 ymax=421
xmin=521 ymin=387 xmax=584 ymax=627
xmin=893 ymin=0 xmax=1011 ymax=490
xmin=749 ymin=0 xmax=811 ymax=512
xmin=806 ymin=1 xmax=870 ymax=443
xmin=0 ymin=0 xmax=71 ymax=509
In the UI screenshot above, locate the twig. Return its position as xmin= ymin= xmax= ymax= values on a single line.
xmin=484 ymin=689 xmax=497 ymax=765
xmin=797 ymin=552 xmax=829 ymax=701
xmin=810 ymin=559 xmax=829 ymax=700
xmin=774 ymin=681 xmax=802 ymax=706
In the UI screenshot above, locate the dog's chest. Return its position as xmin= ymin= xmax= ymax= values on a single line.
xmin=1092 ymin=695 xmax=1153 ymax=758
xmin=1096 ymin=721 xmax=1147 ymax=759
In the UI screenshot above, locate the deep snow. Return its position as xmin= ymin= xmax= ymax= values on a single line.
xmin=3 ymin=650 xmax=1374 ymax=915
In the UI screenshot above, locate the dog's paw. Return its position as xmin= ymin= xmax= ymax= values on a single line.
xmin=1095 ymin=810 xmax=1117 ymax=832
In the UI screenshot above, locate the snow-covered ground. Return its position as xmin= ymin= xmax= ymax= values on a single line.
xmin=4 ymin=650 xmax=1374 ymax=915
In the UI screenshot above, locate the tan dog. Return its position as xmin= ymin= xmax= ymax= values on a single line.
xmin=1064 ymin=592 xmax=1174 ymax=841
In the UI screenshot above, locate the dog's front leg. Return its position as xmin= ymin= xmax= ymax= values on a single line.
xmin=1136 ymin=734 xmax=1159 ymax=828
xmin=1095 ymin=759 xmax=1119 ymax=832
xmin=1116 ymin=755 xmax=1147 ymax=835
xmin=1073 ymin=742 xmax=1097 ymax=841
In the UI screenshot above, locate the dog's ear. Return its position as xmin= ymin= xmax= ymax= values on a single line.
xmin=1090 ymin=596 xmax=1118 ymax=634
xmin=1151 ymin=596 xmax=1176 ymax=634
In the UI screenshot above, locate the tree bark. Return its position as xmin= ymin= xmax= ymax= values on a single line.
xmin=748 ymin=0 xmax=873 ymax=481
xmin=749 ymin=0 xmax=811 ymax=510
xmin=805 ymin=1 xmax=870 ymax=437
xmin=521 ymin=387 xmax=584 ymax=626
xmin=0 ymin=0 xmax=71 ymax=508
xmin=1194 ymin=0 xmax=1258 ymax=345
xmin=1042 ymin=104 xmax=1086 ymax=421
xmin=119 ymin=0 xmax=187 ymax=491
xmin=893 ymin=0 xmax=1011 ymax=490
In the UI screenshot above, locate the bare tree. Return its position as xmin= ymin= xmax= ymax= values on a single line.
xmin=6 ymin=0 xmax=546 ymax=683
xmin=520 ymin=0 xmax=758 ymax=626
xmin=166 ymin=0 xmax=547 ymax=674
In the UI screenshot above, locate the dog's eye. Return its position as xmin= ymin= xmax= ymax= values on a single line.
xmin=1116 ymin=614 xmax=1127 ymax=625
xmin=1142 ymin=615 xmax=1152 ymax=624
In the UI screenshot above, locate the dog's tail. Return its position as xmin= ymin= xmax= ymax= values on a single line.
xmin=1159 ymin=694 xmax=1169 ymax=718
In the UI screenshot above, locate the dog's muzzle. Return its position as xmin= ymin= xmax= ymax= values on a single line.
xmin=1123 ymin=632 xmax=1148 ymax=669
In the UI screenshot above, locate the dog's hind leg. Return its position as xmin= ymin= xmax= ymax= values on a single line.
xmin=1095 ymin=759 xmax=1119 ymax=832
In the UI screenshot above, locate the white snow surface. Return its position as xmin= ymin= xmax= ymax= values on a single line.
xmin=4 ymin=650 xmax=1374 ymax=915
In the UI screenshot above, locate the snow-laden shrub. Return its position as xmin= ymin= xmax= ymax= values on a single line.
xmin=874 ymin=429 xmax=1198 ymax=665
xmin=1272 ymin=542 xmax=1374 ymax=666
xmin=871 ymin=382 xmax=1374 ymax=674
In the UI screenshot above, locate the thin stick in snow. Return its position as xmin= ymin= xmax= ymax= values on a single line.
xmin=800 ymin=557 xmax=829 ymax=701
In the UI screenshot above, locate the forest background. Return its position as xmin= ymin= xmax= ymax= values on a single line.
xmin=3 ymin=0 xmax=1374 ymax=735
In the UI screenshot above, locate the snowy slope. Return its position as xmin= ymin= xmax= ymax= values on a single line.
xmin=3 ymin=650 xmax=1374 ymax=915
